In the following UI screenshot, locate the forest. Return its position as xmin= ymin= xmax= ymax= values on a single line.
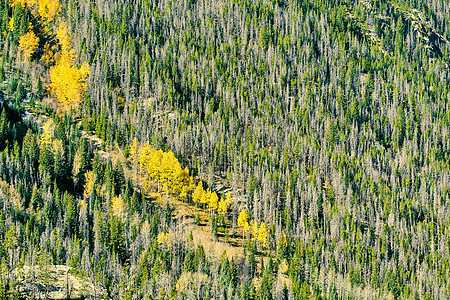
xmin=0 ymin=0 xmax=450 ymax=299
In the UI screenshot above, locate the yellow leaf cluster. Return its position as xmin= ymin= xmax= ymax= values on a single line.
xmin=19 ymin=31 xmax=39 ymax=59
xmin=218 ymin=192 xmax=232 ymax=216
xmin=77 ymin=199 xmax=87 ymax=209
xmin=40 ymin=118 xmax=55 ymax=146
xmin=37 ymin=0 xmax=60 ymax=21
xmin=192 ymin=181 xmax=205 ymax=203
xmin=238 ymin=211 xmax=269 ymax=247
xmin=237 ymin=209 xmax=250 ymax=232
xmin=133 ymin=140 xmax=231 ymax=219
xmin=9 ymin=0 xmax=28 ymax=7
xmin=72 ymin=149 xmax=82 ymax=180
xmin=138 ymin=143 xmax=193 ymax=197
xmin=209 ymin=190 xmax=219 ymax=210
xmin=41 ymin=43 xmax=54 ymax=64
xmin=157 ymin=231 xmax=171 ymax=246
xmin=191 ymin=181 xmax=220 ymax=210
xmin=279 ymin=259 xmax=289 ymax=274
xmin=8 ymin=18 xmax=14 ymax=32
xmin=50 ymin=22 xmax=90 ymax=112
xmin=56 ymin=23 xmax=71 ymax=54
xmin=257 ymin=222 xmax=268 ymax=248
xmin=9 ymin=0 xmax=60 ymax=21
xmin=83 ymin=170 xmax=96 ymax=199
xmin=111 ymin=195 xmax=125 ymax=218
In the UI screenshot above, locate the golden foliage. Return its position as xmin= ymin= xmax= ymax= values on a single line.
xmin=157 ymin=231 xmax=170 ymax=246
xmin=279 ymin=259 xmax=289 ymax=274
xmin=37 ymin=0 xmax=60 ymax=21
xmin=9 ymin=0 xmax=27 ymax=7
xmin=257 ymin=221 xmax=268 ymax=248
xmin=192 ymin=181 xmax=204 ymax=203
xmin=134 ymin=140 xmax=231 ymax=219
xmin=40 ymin=118 xmax=55 ymax=146
xmin=201 ymin=188 xmax=210 ymax=205
xmin=218 ymin=192 xmax=232 ymax=216
xmin=237 ymin=209 xmax=250 ymax=233
xmin=72 ymin=149 xmax=82 ymax=182
xmin=77 ymin=199 xmax=87 ymax=209
xmin=8 ymin=18 xmax=14 ymax=32
xmin=83 ymin=170 xmax=96 ymax=199
xmin=56 ymin=23 xmax=71 ymax=53
xmin=138 ymin=143 xmax=193 ymax=196
xmin=9 ymin=0 xmax=60 ymax=21
xmin=111 ymin=195 xmax=126 ymax=218
xmin=50 ymin=22 xmax=90 ymax=112
xmin=19 ymin=31 xmax=39 ymax=59
xmin=41 ymin=43 xmax=55 ymax=64
xmin=208 ymin=190 xmax=219 ymax=210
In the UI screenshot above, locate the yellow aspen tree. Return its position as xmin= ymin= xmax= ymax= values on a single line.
xmin=179 ymin=185 xmax=189 ymax=199
xmin=157 ymin=232 xmax=170 ymax=246
xmin=257 ymin=221 xmax=268 ymax=248
xmin=148 ymin=149 xmax=163 ymax=180
xmin=18 ymin=31 xmax=39 ymax=59
xmin=218 ymin=199 xmax=227 ymax=216
xmin=138 ymin=143 xmax=192 ymax=196
xmin=37 ymin=0 xmax=60 ymax=21
xmin=129 ymin=137 xmax=140 ymax=182
xmin=138 ymin=142 xmax=152 ymax=172
xmin=279 ymin=259 xmax=289 ymax=274
xmin=202 ymin=189 xmax=212 ymax=205
xmin=237 ymin=209 xmax=250 ymax=241
xmin=77 ymin=199 xmax=87 ymax=209
xmin=218 ymin=192 xmax=232 ymax=216
xmin=51 ymin=139 xmax=63 ymax=155
xmin=208 ymin=191 xmax=219 ymax=210
xmin=40 ymin=118 xmax=55 ymax=146
xmin=111 ymin=195 xmax=125 ymax=218
xmin=192 ymin=181 xmax=204 ymax=203
xmin=83 ymin=170 xmax=96 ymax=199
xmin=50 ymin=22 xmax=89 ymax=112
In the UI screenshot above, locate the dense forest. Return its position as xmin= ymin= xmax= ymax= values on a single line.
xmin=0 ymin=0 xmax=450 ymax=298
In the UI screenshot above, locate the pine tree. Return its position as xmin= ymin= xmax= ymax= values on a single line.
xmin=22 ymin=129 xmax=39 ymax=170
xmin=64 ymin=193 xmax=77 ymax=236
